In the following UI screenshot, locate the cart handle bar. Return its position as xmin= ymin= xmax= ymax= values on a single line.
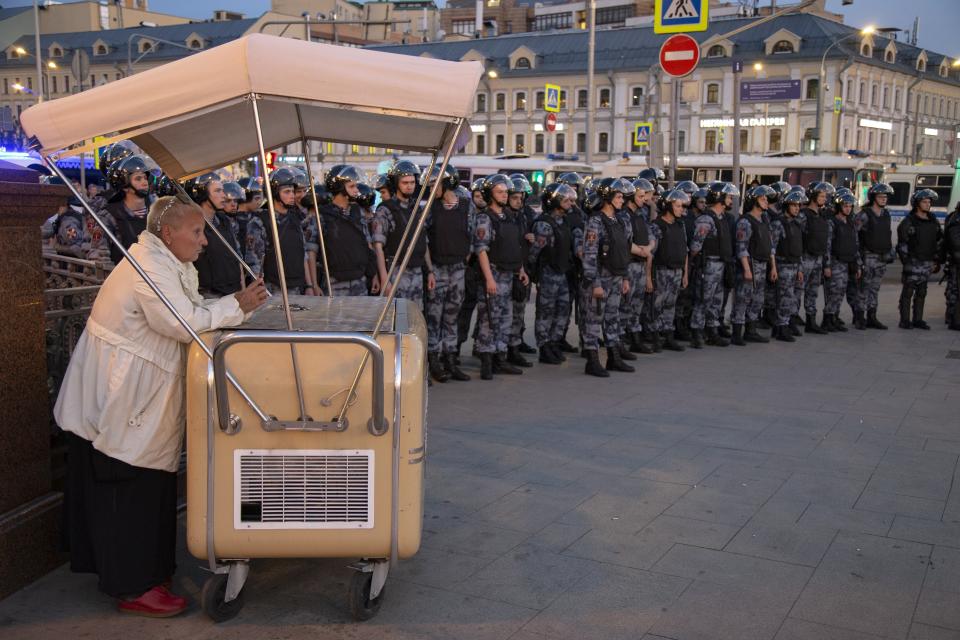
xmin=212 ymin=330 xmax=388 ymax=436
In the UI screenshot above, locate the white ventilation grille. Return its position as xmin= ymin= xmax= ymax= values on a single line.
xmin=234 ymin=449 xmax=374 ymax=530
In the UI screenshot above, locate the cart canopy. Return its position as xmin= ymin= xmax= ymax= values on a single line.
xmin=21 ymin=33 xmax=482 ymax=178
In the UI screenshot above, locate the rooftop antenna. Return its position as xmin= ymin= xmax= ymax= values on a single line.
xmin=910 ymin=16 xmax=918 ymax=46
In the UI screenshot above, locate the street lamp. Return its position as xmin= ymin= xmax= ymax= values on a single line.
xmin=814 ymin=25 xmax=875 ymax=155
xmin=753 ymin=62 xmax=763 ymax=72
xmin=487 ymin=70 xmax=498 ymax=79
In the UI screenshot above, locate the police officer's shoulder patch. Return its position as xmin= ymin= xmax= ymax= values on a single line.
xmin=476 ymin=227 xmax=486 ymax=240
xmin=586 ymin=229 xmax=597 ymax=244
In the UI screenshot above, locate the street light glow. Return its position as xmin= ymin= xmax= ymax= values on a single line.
xmin=860 ymin=26 xmax=876 ymax=35
xmin=753 ymin=62 xmax=763 ymax=71
xmin=953 ymin=59 xmax=960 ymax=67
xmin=14 ymin=46 xmax=26 ymax=55
xmin=487 ymin=70 xmax=498 ymax=79
xmin=47 ymin=60 xmax=57 ymax=69
xmin=11 ymin=83 xmax=23 ymax=92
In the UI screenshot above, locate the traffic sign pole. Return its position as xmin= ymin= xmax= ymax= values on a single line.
xmin=670 ymin=78 xmax=680 ymax=187
xmin=732 ymin=59 xmax=742 ymax=212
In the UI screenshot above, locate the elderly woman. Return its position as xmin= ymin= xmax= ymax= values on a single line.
xmin=54 ymin=196 xmax=267 ymax=617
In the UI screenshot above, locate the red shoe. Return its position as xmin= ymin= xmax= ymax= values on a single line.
xmin=118 ymin=585 xmax=188 ymax=618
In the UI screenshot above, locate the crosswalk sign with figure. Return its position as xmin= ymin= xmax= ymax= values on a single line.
xmin=544 ymin=84 xmax=561 ymax=113
xmin=654 ymin=0 xmax=708 ymax=34
xmin=634 ymin=122 xmax=652 ymax=147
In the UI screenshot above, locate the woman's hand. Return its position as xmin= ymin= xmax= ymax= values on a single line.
xmin=235 ymin=278 xmax=268 ymax=313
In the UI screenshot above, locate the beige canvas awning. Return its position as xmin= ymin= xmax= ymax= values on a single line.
xmin=20 ymin=33 xmax=482 ymax=178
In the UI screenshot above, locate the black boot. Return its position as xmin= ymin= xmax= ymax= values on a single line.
xmin=494 ymin=352 xmax=523 ymax=374
xmin=507 ymin=346 xmax=533 ymax=368
xmin=429 ymin=352 xmax=451 ymax=383
xmin=648 ymin=330 xmax=663 ymax=353
xmin=558 ymin=339 xmax=578 ymax=353
xmin=821 ymin=312 xmax=836 ymax=332
xmin=617 ymin=342 xmax=638 ymax=360
xmin=866 ymin=308 xmax=887 ymax=330
xmin=776 ymin=324 xmax=795 ymax=342
xmin=518 ymin=340 xmax=537 ymax=354
xmin=661 ymin=331 xmax=686 ymax=352
xmin=899 ymin=286 xmax=913 ymax=329
xmin=629 ymin=331 xmax=654 ymax=354
xmin=758 ymin=308 xmax=773 ymax=330
xmin=912 ymin=292 xmax=930 ymax=330
xmin=704 ymin=326 xmax=730 ymax=347
xmin=805 ymin=313 xmax=827 ymax=335
xmin=789 ymin=315 xmax=803 ymax=336
xmin=550 ymin=342 xmax=568 ymax=362
xmin=480 ymin=353 xmax=493 ymax=380
xmin=718 ymin=323 xmax=732 ymax=338
xmin=853 ymin=310 xmax=867 ymax=330
xmin=831 ymin=313 xmax=848 ymax=332
xmin=539 ymin=344 xmax=562 ymax=365
xmin=606 ymin=346 xmax=635 ymax=372
xmin=731 ymin=323 xmax=746 ymax=346
xmin=674 ymin=323 xmax=692 ymax=341
xmin=584 ymin=349 xmax=610 ymax=377
xmin=444 ymin=352 xmax=471 ymax=381
xmin=744 ymin=321 xmax=770 ymax=343
xmin=689 ymin=329 xmax=705 ymax=349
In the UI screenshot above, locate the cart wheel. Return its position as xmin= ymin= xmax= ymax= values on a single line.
xmin=348 ymin=570 xmax=385 ymax=621
xmin=201 ymin=573 xmax=245 ymax=623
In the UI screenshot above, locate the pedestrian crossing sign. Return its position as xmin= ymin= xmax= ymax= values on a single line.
xmin=634 ymin=122 xmax=652 ymax=147
xmin=544 ymin=84 xmax=561 ymax=113
xmin=654 ymin=0 xmax=708 ymax=34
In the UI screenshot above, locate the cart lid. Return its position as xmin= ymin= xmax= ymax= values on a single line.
xmin=20 ymin=33 xmax=482 ymax=178
xmin=231 ymin=295 xmax=398 ymax=333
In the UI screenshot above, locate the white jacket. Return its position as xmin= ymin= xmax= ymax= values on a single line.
xmin=54 ymin=231 xmax=247 ymax=472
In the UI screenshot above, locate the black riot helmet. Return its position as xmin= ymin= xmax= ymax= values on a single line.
xmin=454 ymin=185 xmax=471 ymax=200
xmin=108 ymin=154 xmax=160 ymax=198
xmin=325 ymin=164 xmax=364 ymax=196
xmin=807 ymin=181 xmax=831 ymax=202
xmin=291 ymin=168 xmax=310 ymax=191
xmin=744 ymin=184 xmax=776 ymax=211
xmin=632 ymin=177 xmax=655 ymax=193
xmin=867 ymin=182 xmax=895 ymax=204
xmin=823 ymin=182 xmax=837 ymax=197
xmin=770 ymin=181 xmax=792 ymax=201
xmin=481 ymin=173 xmax=512 ymax=205
xmin=584 ymin=186 xmax=601 ymax=211
xmin=237 ymin=177 xmax=263 ymax=201
xmin=470 ymin=176 xmax=486 ymax=193
xmin=638 ymin=167 xmax=666 ymax=188
xmin=183 ymin=171 xmax=222 ymax=204
xmin=388 ymin=160 xmax=421 ymax=193
xmin=221 ymin=180 xmax=246 ymax=204
xmin=541 ymin=182 xmax=577 ymax=212
xmin=372 ymin=173 xmax=390 ymax=191
xmin=594 ymin=177 xmax=619 ymax=203
xmin=704 ymin=181 xmax=739 ymax=206
xmin=834 ymin=187 xmax=854 ymax=201
xmin=426 ymin=164 xmax=460 ymax=192
xmin=98 ymin=140 xmax=139 ymax=173
xmin=354 ymin=183 xmax=376 ymax=208
xmin=692 ymin=187 xmax=708 ymax=208
xmin=675 ymin=180 xmax=698 ymax=197
xmin=660 ymin=188 xmax=691 ymax=212
xmin=557 ymin=172 xmax=585 ymax=190
xmin=911 ymin=188 xmax=938 ymax=209
xmin=155 ymin=175 xmax=180 ymax=198
xmin=834 ymin=191 xmax=857 ymax=213
xmin=300 ymin=183 xmax=331 ymax=209
xmin=269 ymin=167 xmax=300 ymax=199
xmin=781 ymin=190 xmax=807 ymax=208
xmin=509 ymin=174 xmax=533 ymax=196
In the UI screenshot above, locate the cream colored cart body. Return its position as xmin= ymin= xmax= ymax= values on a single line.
xmin=186 ymin=296 xmax=427 ymax=619
xmin=20 ymin=33 xmax=482 ymax=623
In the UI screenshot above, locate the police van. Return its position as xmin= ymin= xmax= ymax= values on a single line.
xmin=882 ymin=164 xmax=957 ymax=224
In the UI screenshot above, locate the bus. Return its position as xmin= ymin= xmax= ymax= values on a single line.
xmin=882 ymin=164 xmax=958 ymax=228
xmin=598 ymin=153 xmax=884 ymax=205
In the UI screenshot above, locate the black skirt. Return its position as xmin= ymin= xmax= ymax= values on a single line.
xmin=63 ymin=432 xmax=177 ymax=598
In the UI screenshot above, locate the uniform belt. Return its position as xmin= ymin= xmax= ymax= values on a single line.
xmin=777 ymin=257 xmax=800 ymax=264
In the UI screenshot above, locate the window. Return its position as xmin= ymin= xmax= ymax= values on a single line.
xmin=139 ymin=40 xmax=153 ymax=53
xmin=190 ymin=39 xmax=202 ymax=49
xmin=515 ymin=92 xmax=526 ymax=111
xmin=885 ymin=49 xmax=894 ymax=63
xmin=923 ymin=95 xmax=928 ymax=114
xmin=26 ymin=77 xmax=32 ymax=90
xmin=64 ymin=75 xmax=70 ymax=93
xmin=769 ymin=128 xmax=782 ymax=152
xmin=51 ymin=47 xmax=62 ymax=57
xmin=596 ymin=4 xmax=635 ymax=25
xmin=705 ymin=130 xmax=717 ymax=152
xmin=916 ymin=174 xmax=954 ymax=203
xmin=631 ymin=86 xmax=644 ymax=107
xmin=888 ymin=181 xmax=911 ymax=207
xmin=515 ymin=134 xmax=525 ymax=153
xmin=861 ymin=44 xmax=871 ymax=57
xmin=475 ymin=134 xmax=486 ymax=154
xmin=707 ymin=44 xmax=726 ymax=58
xmin=882 ymin=87 xmax=889 ymax=109
xmin=577 ymin=89 xmax=587 ymax=109
xmin=514 ymin=57 xmax=531 ymax=70
xmin=8 ymin=48 xmax=20 ymax=59
xmin=559 ymin=90 xmax=567 ymax=109
xmin=739 ymin=129 xmax=748 ymax=150
xmin=705 ymin=83 xmax=719 ymax=104
xmin=556 ymin=133 xmax=565 ymax=153
xmin=859 ymin=81 xmax=866 ymax=104
xmin=679 ymin=130 xmax=686 ymax=153
xmin=576 ymin=132 xmax=585 ymax=153
xmin=535 ymin=134 xmax=544 ymax=154
xmin=917 ymin=58 xmax=926 ymax=72
xmin=96 ymin=44 xmax=107 ymax=56
xmin=895 ymin=88 xmax=901 ymax=110
xmin=892 ymin=133 xmax=897 ymax=153
xmin=802 ymin=128 xmax=815 ymax=152
xmin=51 ymin=76 xmax=58 ymax=94
xmin=772 ymin=40 xmax=795 ymax=54
xmin=599 ymin=88 xmax=610 ymax=108
xmin=2 ymin=78 xmax=6 ymax=94
xmin=495 ymin=134 xmax=504 ymax=154
xmin=871 ymin=84 xmax=878 ymax=107
xmin=598 ymin=132 xmax=609 ymax=153
xmin=532 ymin=12 xmax=572 ymax=31
xmin=805 ymin=78 xmax=819 ymax=100
xmin=855 ymin=129 xmax=862 ymax=149
xmin=495 ymin=93 xmax=505 ymax=111
xmin=842 ymin=128 xmax=848 ymax=148
xmin=476 ymin=93 xmax=487 ymax=113
xmin=535 ymin=91 xmax=544 ymax=109
xmin=451 ymin=19 xmax=474 ymax=35
xmin=879 ymin=132 xmax=886 ymax=152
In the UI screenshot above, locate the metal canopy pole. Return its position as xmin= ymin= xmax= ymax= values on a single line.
xmin=41 ymin=157 xmax=270 ymax=425
xmin=336 ymin=119 xmax=463 ymax=425
xmin=294 ymin=104 xmax=333 ymax=297
xmin=170 ymin=180 xmax=265 ymax=289
xmin=381 ymin=151 xmax=439 ymax=292
xmin=250 ymin=95 xmax=309 ymax=422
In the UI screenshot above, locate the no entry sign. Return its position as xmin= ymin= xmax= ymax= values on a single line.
xmin=544 ymin=113 xmax=557 ymax=132
xmin=659 ymin=34 xmax=700 ymax=78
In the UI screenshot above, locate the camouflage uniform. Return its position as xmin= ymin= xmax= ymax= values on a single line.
xmin=897 ymin=212 xmax=944 ymax=324
xmin=372 ymin=199 xmax=425 ymax=308
xmin=508 ymin=207 xmax=534 ymax=348
xmin=473 ymin=209 xmax=523 ymax=354
xmin=650 ymin=216 xmax=686 ymax=333
xmin=244 ymin=206 xmax=310 ymax=292
xmin=824 ymin=215 xmax=862 ymax=316
xmin=528 ymin=214 xmax=574 ymax=347
xmin=798 ymin=208 xmax=832 ymax=317
xmin=853 ymin=206 xmax=895 ymax=314
xmin=770 ymin=215 xmax=804 ymax=327
xmin=943 ymin=211 xmax=960 ymax=326
xmin=761 ymin=206 xmax=782 ymax=322
xmin=731 ymin=214 xmax=773 ymax=324
xmin=689 ymin=212 xmax=728 ymax=330
xmin=581 ymin=211 xmax=632 ymax=349
xmin=305 ymin=203 xmax=372 ymax=296
xmin=620 ymin=205 xmax=655 ymax=336
xmin=425 ymin=199 xmax=475 ymax=353
xmin=673 ymin=209 xmax=698 ymax=333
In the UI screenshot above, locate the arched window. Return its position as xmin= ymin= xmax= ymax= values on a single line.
xmin=885 ymin=49 xmax=894 ymax=63
xmin=189 ymin=39 xmax=202 ymax=50
xmin=705 ymin=130 xmax=717 ymax=152
xmin=805 ymin=78 xmax=819 ymax=100
xmin=514 ymin=56 xmax=530 ymax=69
xmin=860 ymin=44 xmax=872 ymax=57
xmin=917 ymin=58 xmax=926 ymax=72
xmin=96 ymin=44 xmax=107 ymax=55
xmin=599 ymin=88 xmax=610 ymax=108
xmin=705 ymin=83 xmax=720 ymax=104
xmin=51 ymin=47 xmax=62 ymax=57
xmin=707 ymin=44 xmax=726 ymax=58
xmin=139 ymin=40 xmax=153 ymax=53
xmin=772 ymin=40 xmax=794 ymax=54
